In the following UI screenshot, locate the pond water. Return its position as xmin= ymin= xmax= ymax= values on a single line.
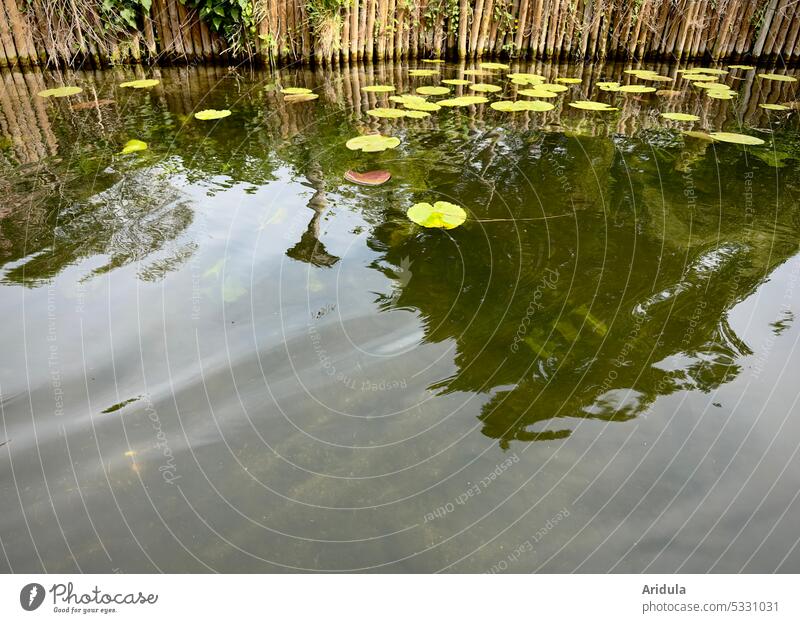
xmin=2 ymin=60 xmax=800 ymax=573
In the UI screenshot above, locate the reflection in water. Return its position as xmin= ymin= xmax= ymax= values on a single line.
xmin=1 ymin=61 xmax=800 ymax=572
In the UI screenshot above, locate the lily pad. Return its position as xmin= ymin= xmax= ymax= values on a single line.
xmin=120 ymin=139 xmax=147 ymax=154
xmin=706 ymin=89 xmax=736 ymax=99
xmin=638 ymin=74 xmax=673 ymax=82
xmin=508 ymin=73 xmax=545 ymax=85
xmin=404 ymin=110 xmax=430 ymax=119
xmin=683 ymin=131 xmax=715 ymax=141
xmin=598 ymin=83 xmax=621 ymax=92
xmin=729 ymin=65 xmax=755 ymax=70
xmin=686 ymin=67 xmax=728 ymax=75
xmin=463 ymin=69 xmax=491 ymax=76
xmin=441 ymin=79 xmax=471 ymax=86
xmin=538 ymin=83 xmax=569 ymax=92
xmin=661 ymin=112 xmax=700 ymax=121
xmin=709 ymin=132 xmax=765 ymax=145
xmin=194 ymin=109 xmax=231 ymax=120
xmin=284 ymin=93 xmax=319 ymax=103
xmin=569 ymin=100 xmax=617 ymax=111
xmin=438 ymin=96 xmax=489 ymax=107
xmin=618 ymin=85 xmax=657 ymax=93
xmin=518 ymin=88 xmax=559 ymax=98
xmin=555 ymin=77 xmax=583 ymax=84
xmin=491 ymin=100 xmax=554 ymax=112
xmin=422 ymin=59 xmax=445 ymax=63
xmin=403 ymin=99 xmax=441 ymax=112
xmin=480 ymin=62 xmax=510 ymax=70
xmin=469 ymin=83 xmax=502 ymax=93
xmin=596 ymin=81 xmax=620 ymax=88
xmin=407 ymin=201 xmax=467 ymax=229
xmin=760 ymin=103 xmax=790 ymax=111
xmin=408 ymin=69 xmax=439 ymax=76
xmin=344 ymin=169 xmax=391 ymax=186
xmin=345 ymin=134 xmax=401 ymax=152
xmin=38 ymin=86 xmax=82 ymax=98
xmin=758 ymin=73 xmax=798 ymax=82
xmin=281 ymin=87 xmax=313 ymax=94
xmin=362 ymin=85 xmax=396 ymax=92
xmin=416 ymin=86 xmax=450 ymax=96
xmin=684 ymin=74 xmax=718 ymax=82
xmin=119 ymin=79 xmax=159 ymax=89
xmin=367 ymin=107 xmax=408 ymax=118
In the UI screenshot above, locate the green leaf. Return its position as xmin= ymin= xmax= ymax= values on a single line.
xmin=345 ymin=134 xmax=401 ymax=152
xmin=194 ymin=108 xmax=232 ymax=120
xmin=407 ymin=201 xmax=467 ymax=229
xmin=120 ymin=139 xmax=147 ymax=154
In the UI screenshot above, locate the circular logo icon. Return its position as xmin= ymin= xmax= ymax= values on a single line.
xmin=20 ymin=583 xmax=45 ymax=611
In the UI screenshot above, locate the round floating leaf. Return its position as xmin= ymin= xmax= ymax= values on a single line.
xmin=693 ymin=81 xmax=732 ymax=89
xmin=438 ymin=96 xmax=489 ymax=107
xmin=555 ymin=77 xmax=582 ymax=84
xmin=404 ymin=110 xmax=430 ymax=119
xmin=491 ymin=100 xmax=554 ymax=112
xmin=758 ymin=73 xmax=798 ymax=82
xmin=760 ymin=103 xmax=790 ymax=111
xmin=390 ymin=94 xmax=426 ymax=104
xmin=661 ymin=112 xmax=700 ymax=121
xmin=569 ymin=100 xmax=617 ymax=111
xmin=408 ymin=69 xmax=439 ymax=76
xmin=345 ymin=134 xmax=401 ymax=152
xmin=407 ymin=201 xmax=467 ymax=229
xmin=729 ymin=65 xmax=755 ymax=70
xmin=194 ymin=109 xmax=231 ymax=120
xmin=367 ymin=107 xmax=408 ymax=118
xmin=284 ymin=93 xmax=319 ymax=103
xmin=403 ymin=99 xmax=441 ymax=112
xmin=508 ymin=73 xmax=544 ymax=86
xmin=480 ymin=62 xmax=510 ymax=70
xmin=281 ymin=87 xmax=313 ymax=94
xmin=469 ymin=83 xmax=502 ymax=93
xmin=518 ymin=88 xmax=558 ymax=98
xmin=686 ymin=67 xmax=728 ymax=75
xmin=618 ymin=85 xmax=657 ymax=93
xmin=119 ymin=79 xmax=159 ymax=89
xmin=683 ymin=131 xmax=715 ymax=141
xmin=344 ymin=169 xmax=391 ymax=186
xmin=684 ymin=74 xmax=718 ymax=81
xmin=709 ymin=132 xmax=765 ymax=145
xmin=421 ymin=59 xmax=445 ymax=63
xmin=441 ymin=79 xmax=471 ymax=86
xmin=362 ymin=85 xmax=396 ymax=92
xmin=120 ymin=139 xmax=147 ymax=154
xmin=638 ymin=74 xmax=673 ymax=82
xmin=597 ymin=81 xmax=620 ymax=88
xmin=598 ymin=83 xmax=621 ymax=92
xmin=463 ymin=69 xmax=491 ymax=76
xmin=38 ymin=86 xmax=82 ymax=98
xmin=538 ymin=83 xmax=569 ymax=92
xmin=656 ymin=89 xmax=683 ymax=97
xmin=416 ymin=86 xmax=450 ymax=96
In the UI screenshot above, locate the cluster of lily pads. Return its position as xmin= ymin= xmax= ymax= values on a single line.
xmin=34 ymin=61 xmax=798 ymax=230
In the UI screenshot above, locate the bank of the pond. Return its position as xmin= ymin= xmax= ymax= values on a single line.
xmin=1 ymin=0 xmax=800 ymax=69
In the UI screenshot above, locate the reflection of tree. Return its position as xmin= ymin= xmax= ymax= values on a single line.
xmin=285 ymin=163 xmax=339 ymax=268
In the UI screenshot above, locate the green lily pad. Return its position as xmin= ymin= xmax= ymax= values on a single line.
xmin=518 ymin=88 xmax=558 ymax=98
xmin=408 ymin=69 xmax=439 ymax=76
xmin=683 ymin=130 xmax=715 ymax=141
xmin=618 ymin=85 xmax=657 ymax=93
xmin=693 ymin=81 xmax=732 ymax=90
xmin=195 ymin=109 xmax=231 ymax=120
xmin=416 ymin=86 xmax=450 ymax=96
xmin=684 ymin=74 xmax=718 ymax=82
xmin=469 ymin=83 xmax=502 ymax=93
xmin=367 ymin=107 xmax=408 ymax=118
xmin=438 ymin=96 xmax=489 ymax=107
xmin=120 ymin=139 xmax=147 ymax=154
xmin=728 ymin=65 xmax=755 ymax=70
xmin=661 ymin=112 xmax=700 ymax=121
xmin=596 ymin=81 xmax=620 ymax=88
xmin=480 ymin=62 xmax=510 ymax=70
xmin=119 ymin=79 xmax=159 ymax=89
xmin=569 ymin=100 xmax=617 ymax=111
xmin=346 ymin=134 xmax=401 ymax=152
xmin=403 ymin=99 xmax=441 ymax=112
xmin=38 ymin=86 xmax=82 ymax=98
xmin=709 ymin=132 xmax=765 ymax=145
xmin=538 ymin=83 xmax=569 ymax=92
xmin=555 ymin=77 xmax=582 ymax=84
xmin=598 ymin=84 xmax=621 ymax=92
xmin=441 ymin=79 xmax=471 ymax=86
xmin=758 ymin=73 xmax=798 ymax=82
xmin=638 ymin=74 xmax=673 ymax=82
xmin=362 ymin=85 xmax=396 ymax=92
xmin=491 ymin=100 xmax=554 ymax=112
xmin=760 ymin=103 xmax=790 ymax=111
xmin=421 ymin=59 xmax=445 ymax=63
xmin=508 ymin=73 xmax=545 ymax=86
xmin=281 ymin=87 xmax=313 ymax=94
xmin=284 ymin=93 xmax=319 ymax=103
xmin=404 ymin=110 xmax=430 ymax=119
xmin=706 ymin=89 xmax=736 ymax=99
xmin=407 ymin=201 xmax=467 ymax=229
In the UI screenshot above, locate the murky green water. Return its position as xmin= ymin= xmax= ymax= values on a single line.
xmin=2 ymin=61 xmax=800 ymax=572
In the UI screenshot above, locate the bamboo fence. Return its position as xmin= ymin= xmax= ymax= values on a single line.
xmin=0 ymin=0 xmax=799 ymax=68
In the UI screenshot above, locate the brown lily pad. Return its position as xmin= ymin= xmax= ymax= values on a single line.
xmin=344 ymin=169 xmax=392 ymax=186
xmin=70 ymin=99 xmax=116 ymax=111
